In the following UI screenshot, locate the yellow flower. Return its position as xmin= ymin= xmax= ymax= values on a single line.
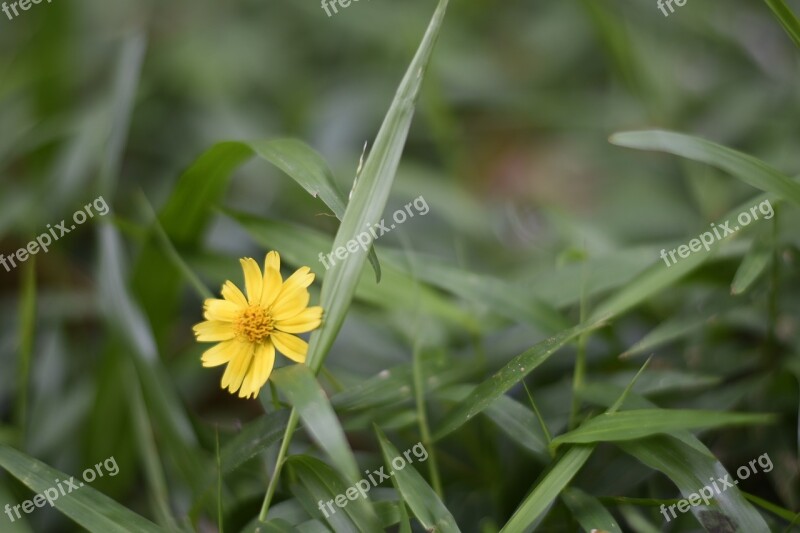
xmin=194 ymin=251 xmax=323 ymax=399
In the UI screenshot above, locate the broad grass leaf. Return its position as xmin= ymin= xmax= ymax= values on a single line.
xmin=0 ymin=445 xmax=165 ymax=533
xmin=763 ymin=0 xmax=800 ymax=48
xmin=131 ymin=138 xmax=380 ymax=343
xmin=375 ymin=427 xmax=460 ymax=533
xmin=610 ymin=131 xmax=800 ymax=206
xmin=500 ymin=446 xmax=595 ymax=533
xmin=561 ymin=488 xmax=623 ymax=533
xmin=549 ymin=410 xmax=776 ymax=451
xmin=433 ymin=320 xmax=604 ymax=441
xmin=731 ymin=237 xmax=772 ymax=295
xmin=618 ymin=436 xmax=771 ymax=532
xmin=287 ymin=455 xmax=382 ymax=532
xmin=304 ymin=0 xmax=451 ymax=372
xmin=271 ymin=365 xmax=359 ymax=482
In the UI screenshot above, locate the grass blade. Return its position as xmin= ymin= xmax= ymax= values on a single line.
xmin=550 ymin=410 xmax=776 ymax=451
xmin=0 ymin=445 xmax=165 ymax=532
xmin=271 ymin=365 xmax=359 ymax=482
xmin=618 ymin=436 xmax=771 ymax=532
xmin=562 ymin=488 xmax=623 ymax=533
xmin=433 ymin=320 xmax=604 ymax=441
xmin=375 ymin=427 xmax=461 ymax=533
xmin=500 ymin=446 xmax=595 ymax=532
xmin=287 ymin=455 xmax=382 ymax=532
xmin=610 ymin=131 xmax=800 ymax=206
xmin=764 ymin=0 xmax=800 ymax=48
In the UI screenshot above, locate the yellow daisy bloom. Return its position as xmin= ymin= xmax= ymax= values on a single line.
xmin=194 ymin=251 xmax=323 ymax=399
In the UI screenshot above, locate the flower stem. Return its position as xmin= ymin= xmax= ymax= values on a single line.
xmin=258 ymin=408 xmax=299 ymax=522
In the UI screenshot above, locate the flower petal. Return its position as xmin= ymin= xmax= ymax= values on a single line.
xmin=201 ymin=340 xmax=238 ymax=367
xmin=221 ymin=341 xmax=254 ymax=393
xmin=275 ymin=306 xmax=323 ymax=334
xmin=272 ymin=331 xmax=308 ymax=363
xmin=193 ymin=321 xmax=235 ymax=342
xmin=240 ymin=258 xmax=264 ymax=305
xmin=260 ymin=267 xmax=283 ymax=308
xmin=279 ymin=267 xmax=314 ymax=297
xmin=239 ymin=357 xmax=257 ymax=399
xmin=243 ymin=341 xmax=276 ymax=398
xmin=264 ymin=251 xmax=281 ymax=278
xmin=203 ymin=298 xmax=241 ymax=322
xmin=221 ymin=281 xmax=248 ymax=307
xmin=271 ymin=289 xmax=311 ymax=321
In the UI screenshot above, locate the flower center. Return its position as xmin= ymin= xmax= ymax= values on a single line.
xmin=234 ymin=305 xmax=274 ymax=343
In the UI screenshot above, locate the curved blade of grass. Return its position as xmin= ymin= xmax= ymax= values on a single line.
xmin=305 ymin=0 xmax=450 ymax=372
xmin=271 ymin=365 xmax=359 ymax=482
xmin=618 ymin=436 xmax=770 ymax=532
xmin=260 ymin=0 xmax=451 ymax=519
xmin=550 ymin=410 xmax=775 ymax=451
xmin=500 ymin=357 xmax=651 ymax=532
xmin=0 ymin=445 xmax=165 ymax=532
xmin=500 ymin=446 xmax=595 ymax=533
xmin=731 ymin=238 xmax=771 ymax=295
xmin=132 ymin=138 xmax=380 ymax=342
xmin=437 ymin=385 xmax=547 ymax=457
xmin=764 ymin=0 xmax=800 ymax=48
xmin=287 ymin=455 xmax=382 ymax=532
xmin=220 ymin=410 xmax=291 ymax=475
xmin=375 ymin=427 xmax=460 ymax=533
xmin=610 ymin=131 xmax=800 ymax=206
xmin=0 ymin=481 xmax=33 ymax=533
xmin=562 ymin=488 xmax=623 ymax=533
xmin=433 ymin=320 xmax=604 ymax=441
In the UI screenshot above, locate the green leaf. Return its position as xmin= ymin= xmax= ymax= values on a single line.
xmin=304 ymin=0 xmax=451 ymax=373
xmin=437 ymin=385 xmax=547 ymax=457
xmin=433 ymin=320 xmax=604 ymax=441
xmin=500 ymin=446 xmax=595 ymax=532
xmin=287 ymin=455 xmax=382 ymax=532
xmin=132 ymin=137 xmax=380 ymax=343
xmin=271 ymin=365 xmax=359 ymax=482
xmin=763 ymin=0 xmax=800 ymax=48
xmin=610 ymin=131 xmax=800 ymax=206
xmin=618 ymin=436 xmax=771 ymax=532
xmin=375 ymin=427 xmax=461 ymax=533
xmin=550 ymin=410 xmax=776 ymax=451
xmin=731 ymin=237 xmax=772 ymax=295
xmin=562 ymin=488 xmax=623 ymax=533
xmin=0 ymin=445 xmax=165 ymax=533
xmin=219 ymin=410 xmax=291 ymax=475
